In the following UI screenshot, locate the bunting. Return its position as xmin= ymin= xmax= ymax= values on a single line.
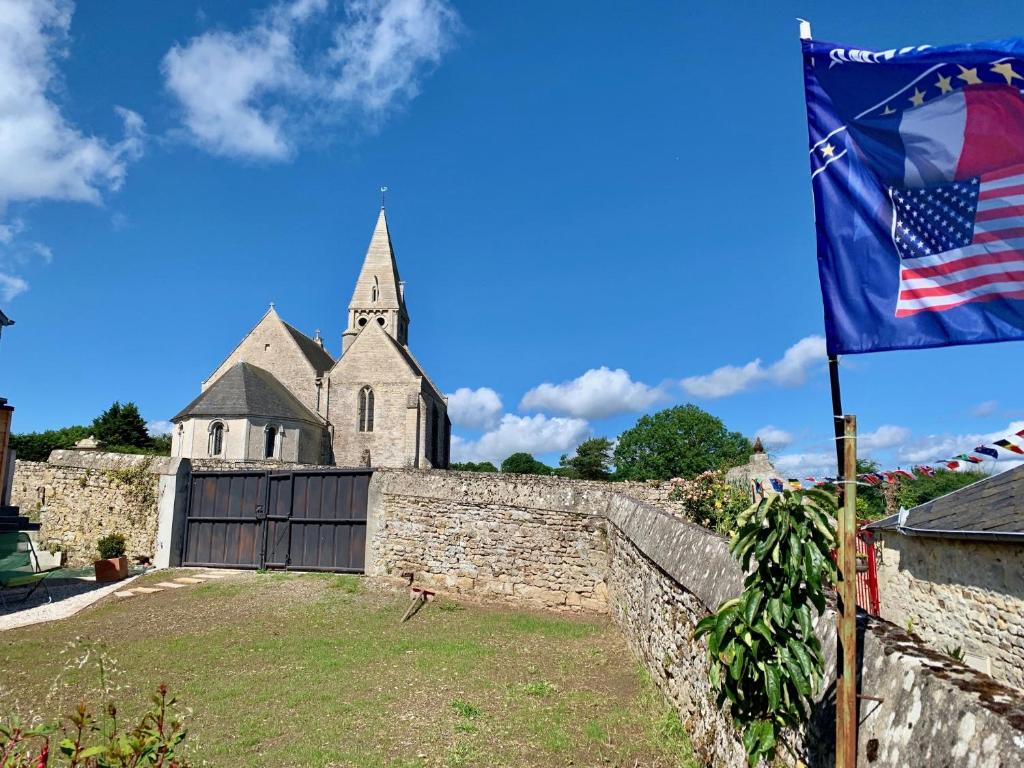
xmin=759 ymin=426 xmax=1024 ymax=490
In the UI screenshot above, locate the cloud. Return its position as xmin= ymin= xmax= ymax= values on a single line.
xmin=773 ymin=451 xmax=837 ymax=479
xmin=163 ymin=0 xmax=459 ymax=160
xmin=0 ymin=273 xmax=29 ymax=301
xmin=0 ymin=0 xmax=144 ymax=211
xmin=451 ymin=414 xmax=590 ymax=465
xmin=681 ymin=336 xmax=826 ymax=398
xmin=146 ymin=420 xmax=174 ymax=436
xmin=896 ymin=420 xmax=1024 ymax=468
xmin=972 ymin=399 xmax=999 ymax=418
xmin=754 ymin=425 xmax=793 ymax=450
xmin=446 ymin=386 xmax=503 ymax=430
xmin=859 ymin=425 xmax=911 ymax=450
xmin=519 ymin=367 xmax=666 ymax=419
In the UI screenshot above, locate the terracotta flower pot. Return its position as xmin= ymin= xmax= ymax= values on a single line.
xmin=94 ymin=556 xmax=129 ymax=582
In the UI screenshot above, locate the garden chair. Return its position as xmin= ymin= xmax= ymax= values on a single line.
xmin=0 ymin=531 xmax=56 ymax=610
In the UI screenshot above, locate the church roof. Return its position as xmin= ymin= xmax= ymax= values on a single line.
xmin=173 ymin=362 xmax=322 ymax=424
xmin=349 ymin=208 xmax=406 ymax=313
xmin=281 ymin=320 xmax=334 ymax=375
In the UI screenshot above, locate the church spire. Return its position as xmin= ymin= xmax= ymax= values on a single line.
xmin=342 ymin=206 xmax=410 ymax=354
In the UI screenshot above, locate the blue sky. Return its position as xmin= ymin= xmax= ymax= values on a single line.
xmin=2 ymin=0 xmax=1024 ymax=477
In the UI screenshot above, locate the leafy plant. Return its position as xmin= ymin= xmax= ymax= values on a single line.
xmin=558 ymin=437 xmax=614 ymax=480
xmin=944 ymin=645 xmax=966 ymax=662
xmin=669 ymin=470 xmax=751 ymax=534
xmin=500 ymin=453 xmax=553 ymax=475
xmin=693 ymin=490 xmax=836 ymax=766
xmin=0 ymin=685 xmax=190 ymax=767
xmin=449 ymin=700 xmax=480 ymax=720
xmin=96 ymin=534 xmax=127 ymax=561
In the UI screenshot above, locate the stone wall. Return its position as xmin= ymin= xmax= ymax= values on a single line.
xmin=11 ymin=451 xmax=186 ymax=566
xmin=367 ymin=469 xmax=1024 ymax=768
xmin=874 ymin=532 xmax=1024 ymax=689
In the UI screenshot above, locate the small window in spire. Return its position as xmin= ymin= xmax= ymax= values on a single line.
xmin=371 ymin=276 xmax=379 ymax=302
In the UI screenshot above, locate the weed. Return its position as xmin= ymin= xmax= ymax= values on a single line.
xmin=329 ymin=575 xmax=362 ymax=594
xmin=584 ymin=720 xmax=607 ymax=742
xmin=944 ymin=645 xmax=966 ymax=662
xmin=450 ymin=699 xmax=481 ymax=719
xmin=437 ymin=601 xmax=464 ymax=612
xmin=446 ymin=742 xmax=472 ymax=768
xmin=522 ymin=681 xmax=556 ymax=697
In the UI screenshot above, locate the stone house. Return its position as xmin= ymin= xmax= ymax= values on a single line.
xmin=171 ymin=207 xmax=450 ymax=468
xmin=867 ymin=465 xmax=1024 ymax=689
xmin=724 ymin=438 xmax=783 ymax=500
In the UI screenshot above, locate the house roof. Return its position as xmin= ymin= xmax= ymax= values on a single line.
xmin=866 ymin=464 xmax=1024 ymax=542
xmin=281 ymin=320 xmax=334 ymax=375
xmin=173 ymin=362 xmax=322 ymax=424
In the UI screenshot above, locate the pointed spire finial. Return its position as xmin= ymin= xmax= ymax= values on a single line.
xmin=269 ymin=301 xmax=275 ymax=309
xmin=380 ymin=185 xmax=388 ymax=209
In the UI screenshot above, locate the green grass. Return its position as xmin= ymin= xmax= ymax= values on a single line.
xmin=0 ymin=571 xmax=696 ymax=768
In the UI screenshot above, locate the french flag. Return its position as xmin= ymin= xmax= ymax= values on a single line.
xmin=873 ymin=83 xmax=1024 ymax=316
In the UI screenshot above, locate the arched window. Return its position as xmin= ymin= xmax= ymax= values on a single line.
xmin=358 ymin=387 xmax=374 ymax=432
xmin=264 ymin=426 xmax=277 ymax=459
xmin=371 ymin=276 xmax=379 ymax=302
xmin=209 ymin=422 xmax=225 ymax=456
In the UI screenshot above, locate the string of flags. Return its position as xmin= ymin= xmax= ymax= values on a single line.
xmin=756 ymin=427 xmax=1024 ymax=492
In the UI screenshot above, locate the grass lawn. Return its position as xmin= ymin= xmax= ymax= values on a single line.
xmin=0 ymin=570 xmax=696 ymax=768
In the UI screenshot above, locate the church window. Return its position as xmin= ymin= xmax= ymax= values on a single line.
xmin=358 ymin=317 xmax=368 ymax=327
xmin=371 ymin=276 xmax=379 ymax=302
xmin=358 ymin=387 xmax=375 ymax=432
xmin=264 ymin=426 xmax=277 ymax=459
xmin=377 ymin=317 xmax=386 ymax=327
xmin=209 ymin=422 xmax=224 ymax=456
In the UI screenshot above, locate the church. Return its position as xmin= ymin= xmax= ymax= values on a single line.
xmin=170 ymin=206 xmax=451 ymax=469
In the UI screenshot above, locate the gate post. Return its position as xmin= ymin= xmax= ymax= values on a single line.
xmin=154 ymin=458 xmax=192 ymax=569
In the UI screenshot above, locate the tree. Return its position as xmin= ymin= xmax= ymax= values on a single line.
xmin=9 ymin=425 xmax=91 ymax=462
xmin=500 ymin=452 xmax=552 ymax=475
xmin=91 ymin=401 xmax=151 ymax=448
xmin=559 ymin=437 xmax=613 ymax=480
xmin=613 ymin=404 xmax=750 ymax=481
xmin=449 ymin=461 xmax=498 ymax=473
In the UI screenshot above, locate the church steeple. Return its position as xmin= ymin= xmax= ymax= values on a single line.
xmin=342 ymin=206 xmax=410 ymax=354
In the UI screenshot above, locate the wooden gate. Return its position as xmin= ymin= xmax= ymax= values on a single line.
xmin=182 ymin=469 xmax=370 ymax=573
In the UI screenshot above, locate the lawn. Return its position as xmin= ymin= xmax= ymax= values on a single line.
xmin=0 ymin=571 xmax=695 ymax=768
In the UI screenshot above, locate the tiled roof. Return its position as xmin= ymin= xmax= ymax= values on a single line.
xmin=173 ymin=362 xmax=322 ymax=424
xmin=281 ymin=321 xmax=334 ymax=375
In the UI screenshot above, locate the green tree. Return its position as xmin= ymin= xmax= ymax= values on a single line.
xmin=449 ymin=461 xmax=498 ymax=473
xmin=9 ymin=425 xmax=91 ymax=462
xmin=896 ymin=468 xmax=986 ymax=510
xmin=559 ymin=437 xmax=613 ymax=480
xmin=613 ymin=405 xmax=750 ymax=481
xmin=500 ymin=452 xmax=552 ymax=475
xmin=91 ymin=401 xmax=150 ymax=448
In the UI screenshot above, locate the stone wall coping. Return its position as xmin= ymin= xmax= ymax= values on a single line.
xmin=46 ymin=449 xmax=185 ymax=476
xmin=606 ymin=493 xmax=743 ymax=612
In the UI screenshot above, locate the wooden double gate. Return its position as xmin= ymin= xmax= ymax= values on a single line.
xmin=182 ymin=470 xmax=371 ymax=573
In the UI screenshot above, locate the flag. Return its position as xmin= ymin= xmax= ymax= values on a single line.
xmin=974 ymin=444 xmax=999 ymax=459
xmin=770 ymin=478 xmax=785 ymax=492
xmin=946 ymin=461 xmax=961 ymax=470
xmin=788 ymin=478 xmax=803 ymax=490
xmin=894 ymin=469 xmax=915 ymax=480
xmin=956 ymin=453 xmax=984 ymax=464
xmin=882 ymin=471 xmax=895 ymax=483
xmin=915 ymin=465 xmax=936 ymax=477
xmin=860 ymin=473 xmax=881 ymax=485
xmin=1017 ymin=428 xmax=1024 ymax=438
xmin=995 ymin=438 xmax=1024 ymax=454
xmin=802 ymin=37 xmax=1024 ymax=354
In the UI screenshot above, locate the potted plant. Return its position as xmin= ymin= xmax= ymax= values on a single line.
xmin=95 ymin=533 xmax=129 ymax=582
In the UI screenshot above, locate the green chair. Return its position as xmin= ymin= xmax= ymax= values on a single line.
xmin=0 ymin=531 xmax=55 ymax=610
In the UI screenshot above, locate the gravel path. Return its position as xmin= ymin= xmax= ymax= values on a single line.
xmin=0 ymin=575 xmax=140 ymax=632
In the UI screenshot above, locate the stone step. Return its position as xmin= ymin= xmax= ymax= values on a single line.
xmin=154 ymin=581 xmax=187 ymax=589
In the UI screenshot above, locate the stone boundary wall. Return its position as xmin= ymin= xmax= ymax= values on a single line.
xmin=368 ymin=469 xmax=1024 ymax=768
xmin=10 ymin=451 xmax=189 ymax=567
xmin=874 ymin=533 xmax=1024 ymax=690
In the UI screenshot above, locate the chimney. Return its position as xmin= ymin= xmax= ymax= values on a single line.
xmin=314 ymin=329 xmax=324 ymax=349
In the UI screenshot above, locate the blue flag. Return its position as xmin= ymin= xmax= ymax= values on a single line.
xmin=803 ymin=38 xmax=1024 ymax=355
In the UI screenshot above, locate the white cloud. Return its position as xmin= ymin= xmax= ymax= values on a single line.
xmin=146 ymin=420 xmax=174 ymax=436
xmin=681 ymin=336 xmax=826 ymax=398
xmin=754 ymin=425 xmax=793 ymax=450
xmin=859 ymin=424 xmax=911 ymax=450
xmin=446 ymin=386 xmax=503 ymax=430
xmin=896 ymin=420 xmax=1024 ymax=468
xmin=972 ymin=399 xmax=999 ymax=418
xmin=0 ymin=0 xmax=144 ymax=210
xmin=773 ymin=451 xmax=837 ymax=479
xmin=163 ymin=0 xmax=458 ymax=160
xmin=519 ymin=367 xmax=666 ymax=419
xmin=451 ymin=414 xmax=590 ymax=465
xmin=0 ymin=273 xmax=29 ymax=301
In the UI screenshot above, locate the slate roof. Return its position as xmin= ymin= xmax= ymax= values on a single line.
xmin=281 ymin=321 xmax=334 ymax=375
xmin=866 ymin=464 xmax=1024 ymax=541
xmin=173 ymin=362 xmax=322 ymax=424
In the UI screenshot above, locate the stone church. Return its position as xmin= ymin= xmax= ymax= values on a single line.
xmin=171 ymin=207 xmax=450 ymax=469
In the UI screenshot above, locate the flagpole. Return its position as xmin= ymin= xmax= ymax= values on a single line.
xmin=828 ymin=355 xmax=845 ymax=481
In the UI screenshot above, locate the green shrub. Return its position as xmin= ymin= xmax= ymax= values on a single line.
xmin=97 ymin=533 xmax=127 ymax=560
